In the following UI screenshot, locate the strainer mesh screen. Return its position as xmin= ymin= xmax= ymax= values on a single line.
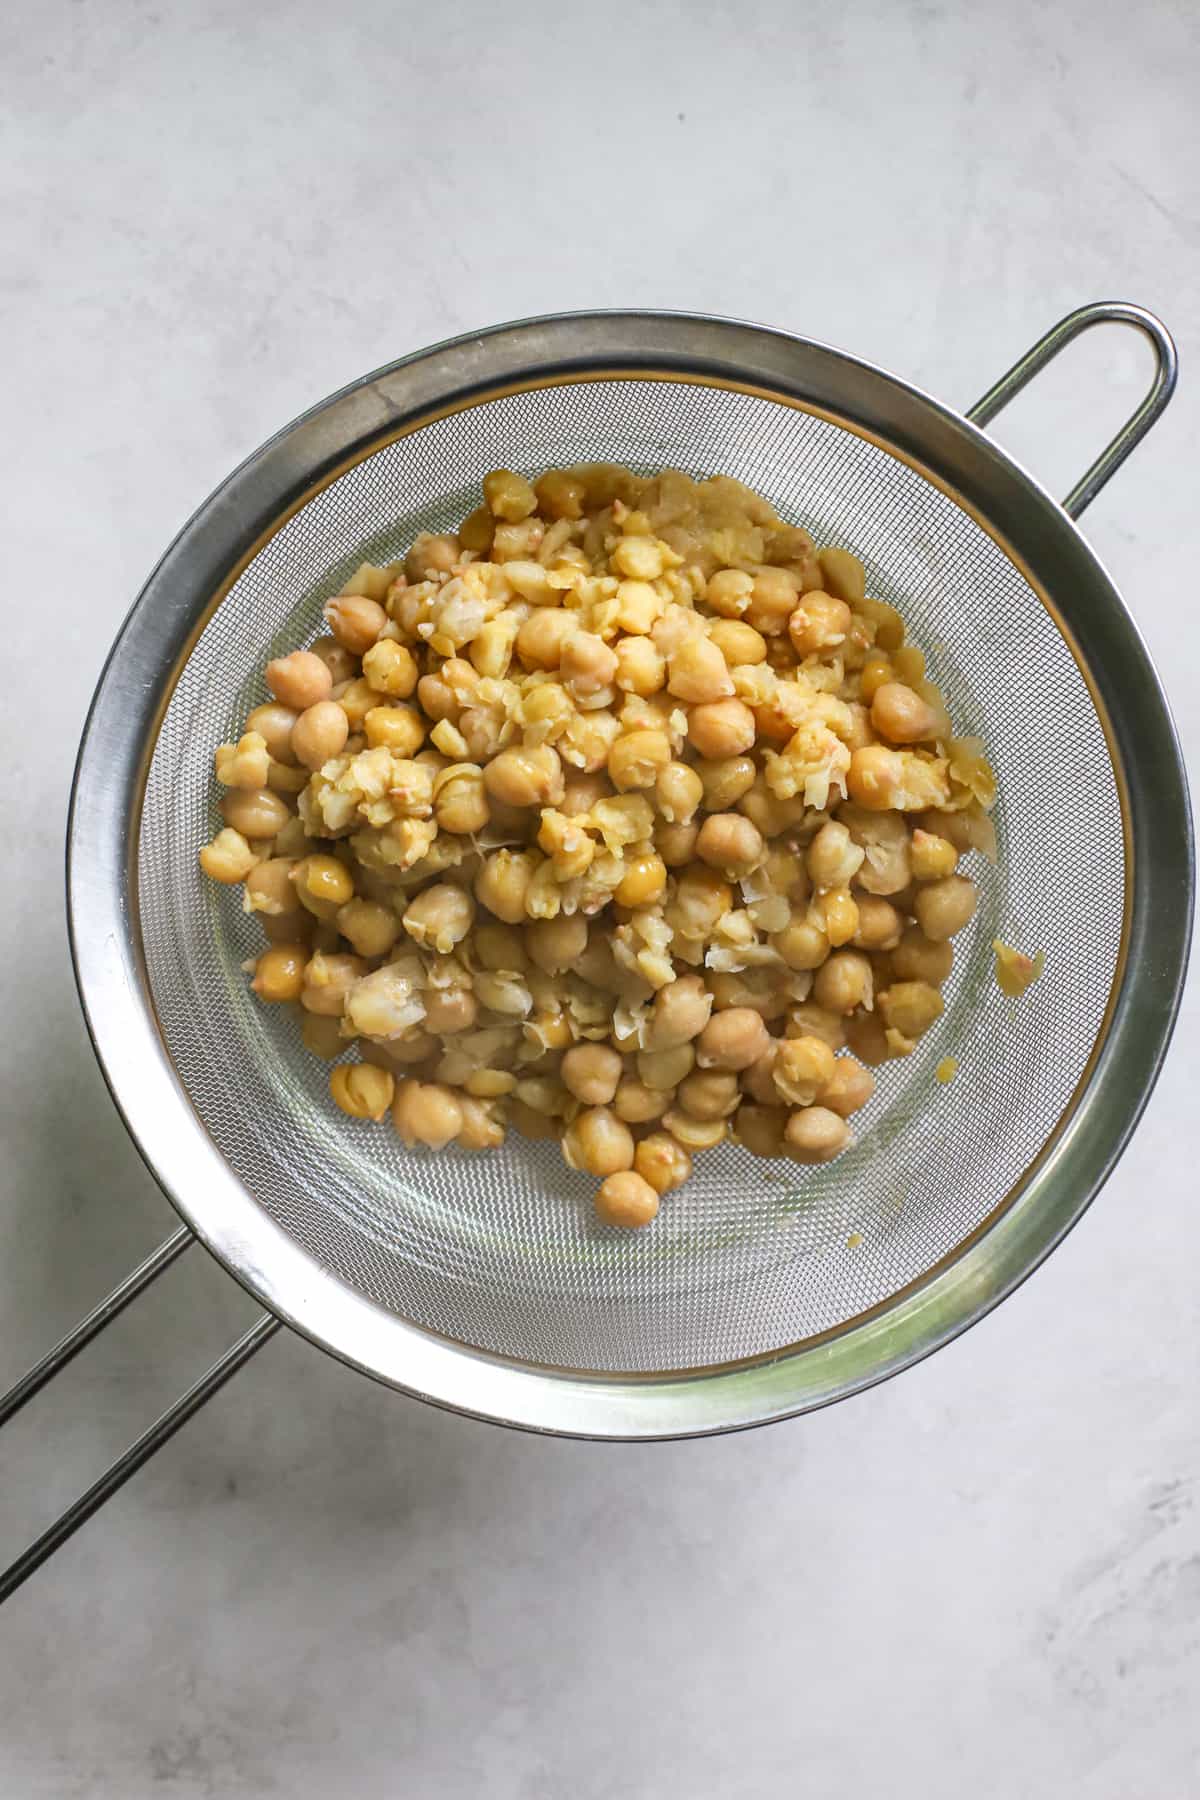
xmin=138 ymin=378 xmax=1122 ymax=1373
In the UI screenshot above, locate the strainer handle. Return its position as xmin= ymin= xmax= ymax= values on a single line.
xmin=0 ymin=1227 xmax=280 ymax=1604
xmin=966 ymin=301 xmax=1178 ymax=519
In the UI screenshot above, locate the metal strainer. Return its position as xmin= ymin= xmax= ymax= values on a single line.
xmin=2 ymin=304 xmax=1191 ymax=1599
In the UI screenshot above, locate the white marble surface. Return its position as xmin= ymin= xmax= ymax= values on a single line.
xmin=2 ymin=0 xmax=1198 ymax=1792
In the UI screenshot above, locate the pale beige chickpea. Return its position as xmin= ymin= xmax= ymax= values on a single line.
xmin=423 ymin=987 xmax=478 ymax=1035
xmin=704 ymin=567 xmax=754 ymax=618
xmin=337 ymin=897 xmax=400 ymax=959
xmin=615 ymin=635 xmax=666 ymax=697
xmin=697 ymin=1007 xmax=770 ymax=1071
xmin=638 ymin=1043 xmax=696 ymax=1091
xmin=219 ymin=786 xmax=291 ymax=840
xmin=475 ymin=849 xmax=538 ymax=924
xmin=244 ymin=856 xmax=298 ymax=917
xmin=813 ymin=950 xmax=873 ymax=1015
xmin=788 ymin=591 xmax=852 ymax=657
xmin=853 ymin=894 xmax=903 ymax=951
xmin=654 ymin=761 xmax=703 ymax=825
xmin=739 ymin=776 xmax=809 ymax=839
xmin=667 ymin=635 xmax=734 ymax=704
xmin=561 ymin=631 xmax=618 ymax=698
xmin=697 ymin=756 xmax=757 ymax=812
xmin=526 ymin=913 xmax=588 ymax=975
xmin=391 ymin=1079 xmax=464 ymax=1150
xmin=787 ymin=1002 xmax=847 ymax=1051
xmin=609 ymin=729 xmax=672 ymax=792
xmin=708 ymin=619 xmax=767 ymax=667
xmin=564 ymin=1106 xmax=635 ymax=1178
xmin=293 ymin=854 xmax=356 ymax=919
xmin=417 ymin=659 xmax=477 ymax=724
xmin=914 ymin=874 xmax=977 ymax=942
xmin=615 ymin=851 xmax=667 ymax=908
xmin=879 ymin=980 xmax=944 ymax=1039
xmin=405 ymin=532 xmax=459 ymax=580
xmin=845 ymin=745 xmax=920 ymax=811
xmin=402 ymin=882 xmax=475 ymax=953
xmin=735 ymin=1104 xmax=789 ymax=1159
xmin=646 ymin=974 xmax=713 ymax=1052
xmin=807 ymin=820 xmax=865 ymax=891
xmin=892 ymin=926 xmax=953 ymax=985
xmin=483 ymin=468 xmax=537 ymax=521
xmin=330 ymin=1062 xmax=395 ymax=1122
xmin=687 ymin=698 xmax=756 ymax=759
xmin=199 ymin=828 xmax=257 ymax=884
xmin=434 ymin=763 xmax=490 ymax=835
xmin=745 ymin=566 xmax=801 ymax=635
xmin=561 ymin=771 xmax=613 ymax=817
xmin=696 ymin=813 xmax=764 ymax=876
xmin=634 ymin=1132 xmax=692 ymax=1195
xmin=300 ymin=950 xmax=366 ymax=1015
xmin=676 ymin=1068 xmax=740 ymax=1122
xmin=291 ymin=699 xmax=350 ymax=770
xmin=594 ymin=1170 xmax=659 ymax=1229
xmin=610 ymin=536 xmax=665 ymax=581
xmin=772 ymin=916 xmax=830 ymax=972
xmin=516 ymin=609 xmax=575 ymax=671
xmin=324 ymin=593 xmax=387 ymax=655
xmin=362 ymin=639 xmax=419 ymax=699
xmin=363 ymin=704 xmax=427 ymax=755
xmin=910 ymin=828 xmax=958 ymax=882
xmin=309 ymin=635 xmax=358 ymax=687
xmin=250 ymin=943 xmax=307 ymax=1003
xmin=562 ymin=1043 xmax=624 ymax=1107
xmin=657 ymin=820 xmax=700 ymax=867
xmin=300 ymin=1010 xmax=347 ymax=1060
xmin=246 ymin=702 xmax=300 ymax=765
xmin=613 ymin=1078 xmax=671 ymax=1125
xmin=484 ymin=745 xmax=564 ymax=809
xmin=534 ymin=468 xmax=586 ymax=520
xmin=870 ymin=682 xmax=938 ymax=745
xmin=785 ymin=1105 xmax=851 ymax=1163
xmin=821 ymin=1055 xmax=876 ymax=1118
xmin=265 ymin=650 xmax=333 ymax=711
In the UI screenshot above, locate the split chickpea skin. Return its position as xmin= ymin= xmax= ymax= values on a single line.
xmin=201 ymin=464 xmax=997 ymax=1228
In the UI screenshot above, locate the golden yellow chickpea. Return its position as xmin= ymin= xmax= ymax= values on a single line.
xmin=615 ymin=579 xmax=663 ymax=635
xmin=892 ymin=926 xmax=953 ymax=985
xmin=654 ymin=761 xmax=704 ymax=825
xmin=300 ymin=950 xmax=366 ymax=1015
xmin=785 ymin=1105 xmax=851 ymax=1163
xmin=564 ymin=1106 xmax=635 ymax=1177
xmin=852 ymin=895 xmax=903 ymax=951
xmin=615 ymin=851 xmax=668 ymax=908
xmin=293 ymin=854 xmax=356 ymax=919
xmin=859 ymin=653 xmax=894 ymax=704
xmin=772 ymin=916 xmax=830 ymax=972
xmin=301 ymin=1010 xmax=349 ymax=1060
xmin=265 ymin=650 xmax=333 ymax=711
xmin=637 ymin=1043 xmax=696 ymax=1091
xmin=475 ymin=849 xmax=538 ymax=924
xmin=199 ymin=827 xmax=257 ymax=884
xmin=337 ymin=897 xmax=400 ymax=959
xmin=910 ymin=828 xmax=958 ymax=882
xmin=516 ymin=609 xmax=575 ymax=671
xmin=484 ymin=745 xmax=564 ymax=809
xmin=677 ymin=1068 xmax=740 ymax=1121
xmin=609 ymin=729 xmax=672 ymax=792
xmin=562 ymin=1043 xmax=623 ymax=1107
xmin=657 ymin=820 xmax=700 ymax=867
xmin=250 ymin=943 xmax=307 ymax=1002
xmin=219 ymin=787 xmax=291 ymax=840
xmin=705 ymin=568 xmax=754 ymax=618
xmin=820 ymin=888 xmax=860 ymax=948
xmin=434 ymin=763 xmax=489 ymax=835
xmin=813 ymin=950 xmax=873 ymax=1014
xmin=291 ymin=699 xmax=350 ymax=771
xmin=611 ymin=536 xmax=665 ymax=581
xmin=735 ymin=1103 xmax=789 ymax=1158
xmin=362 ymin=639 xmax=419 ymax=698
xmin=697 ymin=1007 xmax=770 ymax=1071
xmin=402 ymin=883 xmax=475 ymax=954
xmin=324 ymin=593 xmax=387 ymax=655
xmin=615 ymin=635 xmax=667 ymax=697
xmin=845 ymin=746 xmax=919 ymax=811
xmin=613 ymin=1078 xmax=671 ymax=1124
xmin=697 ymin=756 xmax=757 ymax=812
xmin=773 ymin=1034 xmax=837 ymax=1106
xmin=455 ymin=1095 xmax=506 ymax=1151
xmin=594 ymin=1170 xmax=660 ymax=1228
xmin=330 ymin=1062 xmax=395 ymax=1121
xmin=879 ymin=980 xmax=945 ymax=1039
xmin=363 ymin=704 xmax=427 ymax=755
xmin=534 ymin=468 xmax=586 ymax=520
xmin=707 ymin=619 xmax=767 ymax=668
xmin=561 ymin=631 xmax=618 ymax=699
xmin=687 ymin=698 xmax=756 ymax=759
xmin=391 ymin=1079 xmax=465 ymax=1150
xmin=483 ymin=469 xmax=537 ymax=521
xmin=817 ymin=546 xmax=866 ymax=603
xmin=667 ymin=636 xmax=734 ymax=704
xmin=634 ymin=1132 xmax=692 ymax=1195
xmin=746 ymin=566 xmax=802 ymax=635
xmin=914 ymin=874 xmax=977 ymax=942
xmin=423 ymin=986 xmax=478 ymax=1035
xmin=243 ymin=856 xmax=298 ymax=917
xmin=788 ymin=591 xmax=852 ymax=657
xmin=870 ymin=682 xmax=939 ymax=745
xmin=696 ymin=812 xmax=764 ymax=876
xmin=537 ymin=810 xmax=595 ymax=878
xmin=820 ymin=1055 xmax=876 ymax=1118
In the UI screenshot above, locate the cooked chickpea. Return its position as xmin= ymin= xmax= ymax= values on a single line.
xmin=405 ymin=532 xmax=459 ymax=580
xmin=330 ymin=1062 xmax=395 ymax=1121
xmin=199 ymin=827 xmax=257 ymax=884
xmin=484 ymin=745 xmax=564 ymax=809
xmin=534 ymin=468 xmax=585 ymax=520
xmin=561 ymin=631 xmax=618 ymax=698
xmin=250 ymin=943 xmax=307 ymax=1002
xmin=615 ymin=851 xmax=667 ymax=908
xmin=840 ymin=805 xmax=911 ymax=895
xmin=813 ymin=950 xmax=873 ymax=1014
xmin=845 ymin=745 xmax=916 ymax=811
xmin=708 ymin=619 xmax=767 ymax=667
xmin=820 ymin=888 xmax=860 ymax=948
xmin=402 ymin=883 xmax=475 ymax=953
xmin=914 ymin=874 xmax=977 ymax=941
xmin=615 ymin=635 xmax=666 ymax=696
xmin=265 ymin=649 xmax=333 ymax=711
xmin=362 ymin=639 xmax=418 ymax=698
xmin=474 ymin=923 xmax=529 ymax=972
xmin=696 ymin=813 xmax=764 ymax=876
xmin=324 ymin=593 xmax=387 ymax=655
xmin=788 ymin=591 xmax=852 ymax=657
xmin=661 ymin=1110 xmax=727 ymax=1151
xmin=301 ymin=1010 xmax=349 ymax=1060
xmin=892 ymin=926 xmax=953 ymax=984
xmin=735 ymin=1103 xmax=789 ymax=1158
xmin=657 ymin=820 xmax=701 ymax=867
xmin=391 ymin=1079 xmax=464 ymax=1150
xmin=564 ymin=1107 xmax=635 ymax=1177
xmin=293 ymin=854 xmax=355 ymax=918
xmin=474 ymin=849 xmax=538 ymax=924
xmin=337 ymin=898 xmax=400 ymax=959
xmin=291 ymin=699 xmax=350 ymax=770
xmin=594 ymin=1170 xmax=659 ymax=1228
xmin=740 ymin=1040 xmax=781 ymax=1106
xmin=687 ymin=698 xmax=756 ymax=759
xmin=423 ymin=987 xmax=478 ymax=1035
xmin=667 ymin=635 xmax=734 ymax=704
xmin=614 ymin=579 xmax=662 ymax=635
xmin=852 ymin=895 xmax=903 ymax=951
xmin=310 ymin=635 xmax=358 ymax=686
xmin=696 ymin=1007 xmax=770 ymax=1071
xmin=561 ymin=772 xmax=612 ymax=816
xmin=654 ymin=761 xmax=704 ymax=825
xmin=677 ymin=1068 xmax=740 ymax=1121
xmin=483 ymin=468 xmax=537 ymax=521
xmin=772 ymin=916 xmax=830 ymax=972
xmin=300 ymin=950 xmax=365 ymax=1015
xmin=817 ymin=546 xmax=866 ymax=603
xmin=634 ymin=1132 xmax=692 ymax=1195
xmin=879 ymin=980 xmax=945 ymax=1039
xmin=562 ymin=1043 xmax=623 ymax=1106
xmin=821 ymin=1055 xmax=876 ymax=1118
xmin=910 ymin=829 xmax=958 ymax=882
xmin=244 ymin=857 xmax=298 ymax=917
xmin=610 ymin=536 xmax=664 ymax=581
xmin=526 ymin=913 xmax=588 ymax=975
xmin=611 ymin=1078 xmax=669 ymax=1124
xmin=609 ymin=729 xmax=672 ymax=791
xmin=363 ymin=704 xmax=427 ymax=755
xmin=455 ymin=1095 xmax=506 ymax=1151
xmin=703 ymin=568 xmax=752 ymax=618
xmin=246 ymin=702 xmax=300 ymax=765
xmin=696 ymin=756 xmax=757 ymax=813
xmin=219 ymin=787 xmax=291 ymax=840
xmin=516 ymin=609 xmax=575 ymax=670
xmin=785 ymin=1105 xmax=851 ymax=1163
xmin=807 ymin=821 xmax=865 ymax=891
xmin=638 ymin=1043 xmax=696 ymax=1090
xmin=434 ymin=763 xmax=489 ymax=835
xmin=746 ymin=566 xmax=801 ymax=635
xmin=870 ymin=682 xmax=938 ymax=745
xmin=772 ymin=1034 xmax=837 ymax=1106
xmin=645 ymin=974 xmax=713 ymax=1051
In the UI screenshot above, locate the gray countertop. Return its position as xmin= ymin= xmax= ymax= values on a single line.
xmin=2 ymin=1 xmax=1197 ymax=1793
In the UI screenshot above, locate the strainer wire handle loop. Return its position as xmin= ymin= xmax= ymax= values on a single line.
xmin=967 ymin=301 xmax=1178 ymax=519
xmin=0 ymin=1227 xmax=280 ymax=1604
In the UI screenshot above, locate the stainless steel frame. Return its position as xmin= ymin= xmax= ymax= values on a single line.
xmin=1 ymin=303 xmax=1189 ymax=1603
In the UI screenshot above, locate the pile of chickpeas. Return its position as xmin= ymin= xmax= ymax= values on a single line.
xmin=200 ymin=464 xmax=996 ymax=1229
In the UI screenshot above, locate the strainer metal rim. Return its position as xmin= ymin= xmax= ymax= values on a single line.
xmin=67 ymin=308 xmax=1193 ymax=1438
